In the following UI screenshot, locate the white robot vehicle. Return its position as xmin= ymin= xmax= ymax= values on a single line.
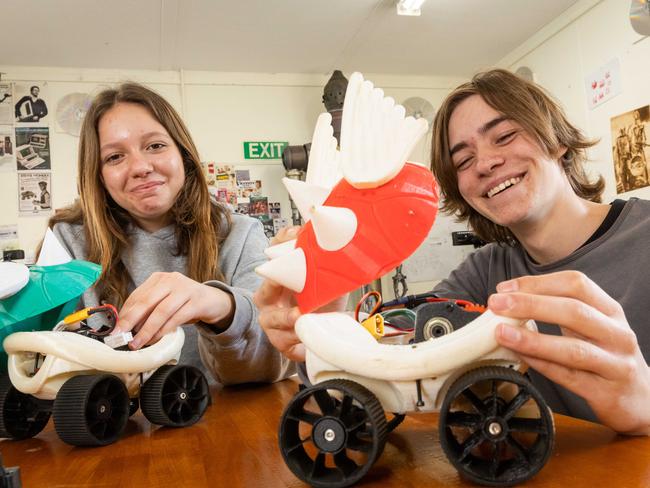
xmin=0 ymin=230 xmax=209 ymax=447
xmin=279 ymin=300 xmax=554 ymax=487
xmin=257 ymin=72 xmax=555 ymax=487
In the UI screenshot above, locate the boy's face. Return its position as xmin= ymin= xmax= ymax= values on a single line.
xmin=447 ymin=95 xmax=567 ymax=233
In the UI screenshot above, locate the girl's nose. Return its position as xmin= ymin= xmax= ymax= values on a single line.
xmin=129 ymin=153 xmax=154 ymax=178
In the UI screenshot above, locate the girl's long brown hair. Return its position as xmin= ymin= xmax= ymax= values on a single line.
xmin=49 ymin=82 xmax=230 ymax=306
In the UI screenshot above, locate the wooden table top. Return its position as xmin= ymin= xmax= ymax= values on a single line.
xmin=2 ymin=377 xmax=650 ymax=488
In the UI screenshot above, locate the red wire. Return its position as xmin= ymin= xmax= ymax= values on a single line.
xmin=354 ymin=291 xmax=383 ymax=322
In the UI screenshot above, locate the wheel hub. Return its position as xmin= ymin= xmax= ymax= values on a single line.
xmin=423 ymin=317 xmax=453 ymax=339
xmin=312 ymin=417 xmax=346 ymax=452
xmin=178 ymin=389 xmax=188 ymax=402
xmin=483 ymin=417 xmax=507 ymax=441
xmin=96 ymin=399 xmax=112 ymax=420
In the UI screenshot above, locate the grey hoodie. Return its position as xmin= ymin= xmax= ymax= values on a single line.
xmin=53 ymin=211 xmax=293 ymax=385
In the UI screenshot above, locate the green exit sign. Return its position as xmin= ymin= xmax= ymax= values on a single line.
xmin=243 ymin=141 xmax=288 ymax=160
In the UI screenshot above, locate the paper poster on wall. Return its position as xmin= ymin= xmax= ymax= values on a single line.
xmin=269 ymin=202 xmax=281 ymax=219
xmin=584 ymin=58 xmax=622 ymax=110
xmin=249 ymin=196 xmax=269 ymax=217
xmin=235 ymin=202 xmax=250 ymax=215
xmin=611 ymin=105 xmax=650 ymax=193
xmin=254 ymin=215 xmax=275 ymax=238
xmin=18 ymin=171 xmax=52 ymax=215
xmin=237 ymin=179 xmax=262 ymax=199
xmin=273 ymin=217 xmax=289 ymax=235
xmin=0 ymin=84 xmax=13 ymax=125
xmin=14 ymin=82 xmax=49 ymax=126
xmin=235 ymin=169 xmax=250 ymax=183
xmin=216 ymin=164 xmax=236 ymax=189
xmin=0 ymin=126 xmax=16 ymax=172
xmin=15 ymin=127 xmax=50 ymax=171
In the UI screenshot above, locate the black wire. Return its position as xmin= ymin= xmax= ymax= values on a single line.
xmin=380 ymin=291 xmax=439 ymax=310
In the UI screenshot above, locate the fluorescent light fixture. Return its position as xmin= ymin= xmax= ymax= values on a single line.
xmin=396 ymin=0 xmax=426 ymax=16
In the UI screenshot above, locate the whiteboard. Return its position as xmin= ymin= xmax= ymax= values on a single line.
xmin=401 ymin=211 xmax=476 ymax=284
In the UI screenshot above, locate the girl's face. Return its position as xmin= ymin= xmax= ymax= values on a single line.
xmin=98 ymin=102 xmax=185 ymax=232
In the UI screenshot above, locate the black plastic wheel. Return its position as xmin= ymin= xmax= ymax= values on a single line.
xmin=279 ymin=379 xmax=388 ymax=488
xmin=140 ymin=365 xmax=209 ymax=427
xmin=439 ymin=366 xmax=554 ymax=486
xmin=0 ymin=374 xmax=50 ymax=440
xmin=53 ymin=374 xmax=130 ymax=446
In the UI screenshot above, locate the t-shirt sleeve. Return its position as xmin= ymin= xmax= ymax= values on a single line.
xmin=431 ymin=245 xmax=494 ymax=305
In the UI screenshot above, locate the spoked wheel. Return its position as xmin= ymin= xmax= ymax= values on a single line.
xmin=279 ymin=379 xmax=387 ymax=488
xmin=439 ymin=366 xmax=554 ymax=486
xmin=0 ymin=374 xmax=50 ymax=440
xmin=53 ymin=374 xmax=130 ymax=446
xmin=140 ymin=365 xmax=209 ymax=427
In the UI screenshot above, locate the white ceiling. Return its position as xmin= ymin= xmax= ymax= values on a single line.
xmin=0 ymin=0 xmax=581 ymax=77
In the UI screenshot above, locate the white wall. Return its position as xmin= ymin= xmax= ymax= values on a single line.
xmin=498 ymin=0 xmax=650 ymax=203
xmin=5 ymin=1 xmax=642 ymax=301
xmin=0 ymin=65 xmax=467 ymax=289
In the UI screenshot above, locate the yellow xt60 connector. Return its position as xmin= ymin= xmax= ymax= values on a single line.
xmin=361 ymin=314 xmax=385 ymax=339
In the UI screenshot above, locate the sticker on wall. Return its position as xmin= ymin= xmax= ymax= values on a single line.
xmin=18 ymin=171 xmax=52 ymax=215
xmin=0 ymin=126 xmax=16 ymax=173
xmin=0 ymin=84 xmax=13 ymax=125
xmin=611 ymin=105 xmax=650 ymax=194
xmin=15 ymin=127 xmax=50 ymax=171
xmin=0 ymin=224 xmax=19 ymax=251
xmin=14 ymin=82 xmax=50 ymax=126
xmin=584 ymin=58 xmax=622 ymax=110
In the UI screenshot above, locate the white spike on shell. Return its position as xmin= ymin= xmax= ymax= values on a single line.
xmin=255 ymin=248 xmax=307 ymax=293
xmin=311 ymin=206 xmax=357 ymax=251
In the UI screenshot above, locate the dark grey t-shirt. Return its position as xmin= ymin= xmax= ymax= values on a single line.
xmin=432 ymin=197 xmax=650 ymax=422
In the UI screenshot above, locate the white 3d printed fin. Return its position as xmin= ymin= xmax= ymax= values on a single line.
xmin=340 ymin=72 xmax=429 ymax=189
xmin=0 ymin=261 xmax=29 ymax=300
xmin=36 ymin=228 xmax=73 ymax=266
xmin=255 ymin=247 xmax=307 ymax=293
xmin=264 ymin=239 xmax=297 ymax=260
xmin=282 ymin=177 xmax=331 ymax=223
xmin=305 ymin=112 xmax=342 ymax=190
xmin=311 ymin=205 xmax=357 ymax=251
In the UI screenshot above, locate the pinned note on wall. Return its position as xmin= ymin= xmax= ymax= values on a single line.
xmin=584 ymin=57 xmax=623 ymax=110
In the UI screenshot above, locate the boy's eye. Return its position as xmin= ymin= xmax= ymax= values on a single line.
xmin=455 ymin=157 xmax=473 ymax=170
xmin=496 ymin=131 xmax=516 ymax=144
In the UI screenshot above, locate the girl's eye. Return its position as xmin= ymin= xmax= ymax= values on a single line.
xmin=103 ymin=153 xmax=123 ymax=165
xmin=148 ymin=142 xmax=166 ymax=150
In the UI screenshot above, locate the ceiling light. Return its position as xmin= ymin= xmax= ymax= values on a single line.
xmin=396 ymin=0 xmax=426 ymax=16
